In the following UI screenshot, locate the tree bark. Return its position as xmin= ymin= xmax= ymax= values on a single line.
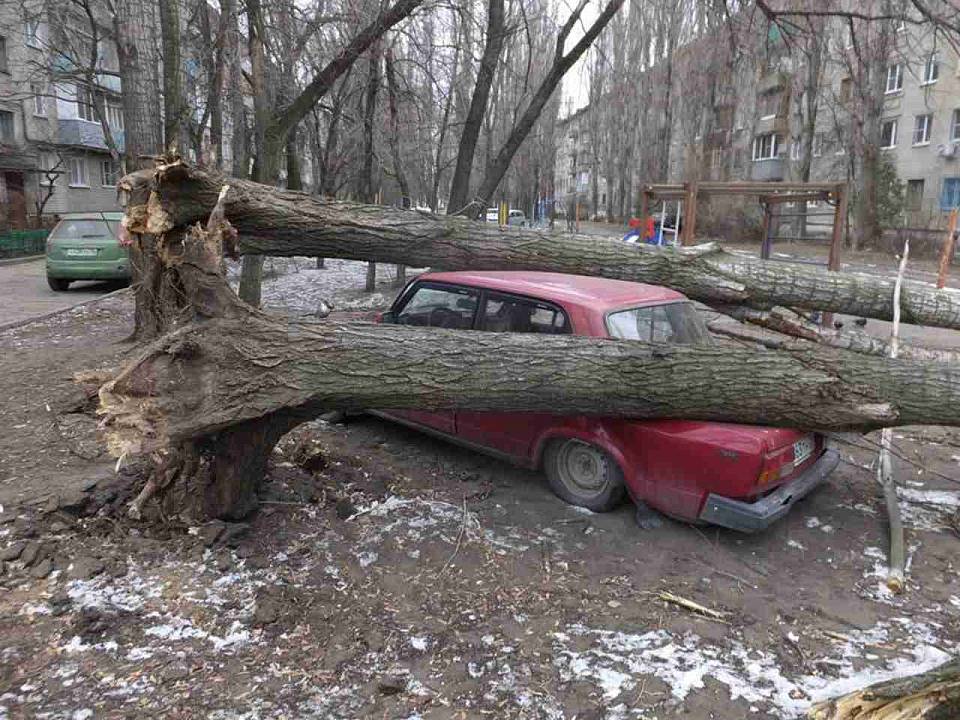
xmin=158 ymin=0 xmax=185 ymax=153
xmin=127 ymin=164 xmax=960 ymax=331
xmin=361 ymin=41 xmax=382 ymax=292
xmin=115 ymin=0 xmax=164 ymax=341
xmin=446 ymin=0 xmax=505 ymax=215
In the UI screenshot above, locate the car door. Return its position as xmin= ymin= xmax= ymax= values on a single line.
xmin=382 ymin=282 xmax=480 ymax=434
xmin=455 ymin=292 xmax=571 ymax=459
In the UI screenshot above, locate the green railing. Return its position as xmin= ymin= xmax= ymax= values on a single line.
xmin=0 ymin=229 xmax=48 ymax=259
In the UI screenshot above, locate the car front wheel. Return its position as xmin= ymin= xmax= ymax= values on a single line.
xmin=544 ymin=439 xmax=625 ymax=512
xmin=47 ymin=277 xmax=70 ymax=291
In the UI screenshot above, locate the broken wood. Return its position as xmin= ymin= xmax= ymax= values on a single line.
xmin=121 ymin=163 xmax=960 ymax=331
xmin=809 ymin=656 xmax=960 ymax=719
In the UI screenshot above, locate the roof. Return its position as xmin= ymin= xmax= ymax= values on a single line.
xmin=419 ymin=271 xmax=687 ymax=310
xmin=59 ymin=212 xmax=124 ymax=221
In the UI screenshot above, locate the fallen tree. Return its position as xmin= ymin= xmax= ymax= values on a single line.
xmin=94 ymin=177 xmax=960 ymax=522
xmin=122 ymin=162 xmax=960 ymax=330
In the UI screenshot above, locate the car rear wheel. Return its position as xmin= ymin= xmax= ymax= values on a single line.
xmin=47 ymin=277 xmax=70 ymax=291
xmin=544 ymin=439 xmax=625 ymax=512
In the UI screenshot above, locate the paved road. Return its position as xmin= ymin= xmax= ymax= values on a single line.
xmin=0 ymin=258 xmax=120 ymax=328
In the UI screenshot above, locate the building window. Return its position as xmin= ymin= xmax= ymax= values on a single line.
xmin=31 ymin=83 xmax=45 ymax=115
xmin=941 ymin=178 xmax=960 ymax=210
xmin=885 ymin=64 xmax=903 ymax=93
xmin=24 ymin=17 xmax=42 ymax=48
xmin=752 ymin=133 xmax=780 ymax=161
xmin=881 ymin=119 xmax=898 ymax=148
xmin=922 ymin=53 xmax=939 ymax=84
xmin=76 ymin=84 xmax=95 ymax=122
xmin=839 ymin=77 xmax=852 ymax=102
xmin=100 ymin=158 xmax=118 ymax=186
xmin=790 ymin=141 xmax=801 ymax=161
xmin=0 ymin=36 xmax=7 ymax=73
xmin=68 ymin=157 xmax=89 ymax=187
xmin=952 ymin=109 xmax=960 ymax=143
xmin=106 ymin=101 xmax=123 ymax=130
xmin=913 ymin=114 xmax=933 ymax=145
xmin=813 ymin=133 xmax=825 ymax=157
xmin=0 ymin=110 xmax=13 ymax=141
xmin=906 ymin=179 xmax=924 ymax=211
xmin=39 ymin=153 xmax=60 ymax=185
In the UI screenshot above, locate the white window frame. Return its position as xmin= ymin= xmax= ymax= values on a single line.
xmin=68 ymin=156 xmax=89 ymax=187
xmin=922 ymin=53 xmax=939 ymax=85
xmin=790 ymin=141 xmax=801 ymax=161
xmin=31 ymin=83 xmax=44 ymax=115
xmin=75 ymin=84 xmax=95 ymax=122
xmin=752 ymin=133 xmax=779 ymax=161
xmin=952 ymin=109 xmax=960 ymax=143
xmin=913 ymin=114 xmax=932 ymax=145
xmin=38 ymin=153 xmax=59 ymax=186
xmin=24 ymin=17 xmax=42 ymax=48
xmin=99 ymin=158 xmax=117 ymax=187
xmin=881 ymin=119 xmax=898 ymax=149
xmin=885 ymin=64 xmax=903 ymax=94
xmin=106 ymin=101 xmax=123 ymax=130
xmin=813 ymin=133 xmax=824 ymax=157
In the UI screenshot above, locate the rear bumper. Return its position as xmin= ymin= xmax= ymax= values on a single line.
xmin=698 ymin=449 xmax=839 ymax=533
xmin=46 ymin=258 xmax=130 ymax=280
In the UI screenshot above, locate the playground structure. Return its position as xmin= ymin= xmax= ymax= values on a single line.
xmin=639 ymin=181 xmax=849 ymax=271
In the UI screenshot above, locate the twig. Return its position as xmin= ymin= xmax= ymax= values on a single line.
xmin=658 ymin=591 xmax=729 ymax=623
xmin=879 ymin=241 xmax=908 ymax=595
xmin=437 ymin=498 xmax=468 ymax=577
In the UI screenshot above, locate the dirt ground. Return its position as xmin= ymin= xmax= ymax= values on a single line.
xmin=1 ymin=257 xmax=960 ymax=719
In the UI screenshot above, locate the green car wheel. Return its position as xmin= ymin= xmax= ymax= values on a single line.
xmin=47 ymin=277 xmax=70 ymax=291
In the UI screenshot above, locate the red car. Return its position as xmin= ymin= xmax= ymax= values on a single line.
xmin=374 ymin=271 xmax=838 ymax=532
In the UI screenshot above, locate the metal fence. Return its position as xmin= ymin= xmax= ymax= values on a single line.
xmin=0 ymin=229 xmax=48 ymax=259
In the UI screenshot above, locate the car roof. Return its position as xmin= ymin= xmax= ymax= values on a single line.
xmin=417 ymin=271 xmax=687 ymax=309
xmin=58 ymin=211 xmax=124 ymax=221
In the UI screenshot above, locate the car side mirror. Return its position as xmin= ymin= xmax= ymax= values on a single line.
xmin=379 ymin=310 xmax=398 ymax=324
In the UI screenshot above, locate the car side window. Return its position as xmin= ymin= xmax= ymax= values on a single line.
xmin=396 ymin=285 xmax=479 ymax=329
xmin=480 ymin=294 xmax=570 ymax=334
xmin=609 ymin=306 xmax=676 ymax=342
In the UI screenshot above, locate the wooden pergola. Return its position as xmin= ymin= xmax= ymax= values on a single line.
xmin=639 ymin=181 xmax=849 ymax=273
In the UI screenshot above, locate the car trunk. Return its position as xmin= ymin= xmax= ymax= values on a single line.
xmin=47 ymin=220 xmax=125 ymax=263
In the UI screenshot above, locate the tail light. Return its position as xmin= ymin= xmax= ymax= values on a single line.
xmin=757 ymin=446 xmax=796 ymax=487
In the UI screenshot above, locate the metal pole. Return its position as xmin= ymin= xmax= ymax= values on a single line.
xmin=760 ymin=201 xmax=772 ymax=260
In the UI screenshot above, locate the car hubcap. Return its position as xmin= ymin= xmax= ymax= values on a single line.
xmin=558 ymin=441 xmax=607 ymax=497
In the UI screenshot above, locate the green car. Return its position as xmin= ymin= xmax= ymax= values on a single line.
xmin=45 ymin=212 xmax=129 ymax=291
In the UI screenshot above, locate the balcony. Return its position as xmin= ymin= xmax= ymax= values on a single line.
xmin=750 ymin=158 xmax=784 ymax=181
xmin=57 ymin=119 xmax=124 ymax=153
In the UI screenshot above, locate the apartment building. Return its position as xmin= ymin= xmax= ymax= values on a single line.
xmin=554 ymin=105 xmax=609 ymax=219
xmin=0 ymin=2 xmax=123 ymax=230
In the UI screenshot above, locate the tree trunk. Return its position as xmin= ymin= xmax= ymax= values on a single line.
xmin=237 ymin=0 xmax=270 ymax=306
xmin=158 ymin=0 xmax=185 ymax=154
xmin=446 ymin=0 xmax=505 ymax=216
xmin=361 ymin=41 xmax=381 ymax=292
xmin=115 ymin=0 xmax=164 ymax=341
xmin=128 ymin=164 xmax=960 ymax=331
xmin=384 ymin=46 xmax=409 ymax=283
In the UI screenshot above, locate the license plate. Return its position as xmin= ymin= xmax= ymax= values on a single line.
xmin=65 ymin=248 xmax=98 ymax=257
xmin=794 ymin=435 xmax=815 ymax=465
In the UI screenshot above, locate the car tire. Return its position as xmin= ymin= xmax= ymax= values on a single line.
xmin=544 ymin=438 xmax=626 ymax=512
xmin=47 ymin=277 xmax=70 ymax=291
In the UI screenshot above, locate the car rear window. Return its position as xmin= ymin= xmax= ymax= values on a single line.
xmin=50 ymin=219 xmax=117 ymax=242
xmin=480 ymin=294 xmax=570 ymax=335
xmin=606 ymin=302 xmax=713 ymax=345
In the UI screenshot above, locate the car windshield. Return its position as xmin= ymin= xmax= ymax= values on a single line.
xmin=606 ymin=302 xmax=713 ymax=345
xmin=51 ymin=219 xmax=117 ymax=242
